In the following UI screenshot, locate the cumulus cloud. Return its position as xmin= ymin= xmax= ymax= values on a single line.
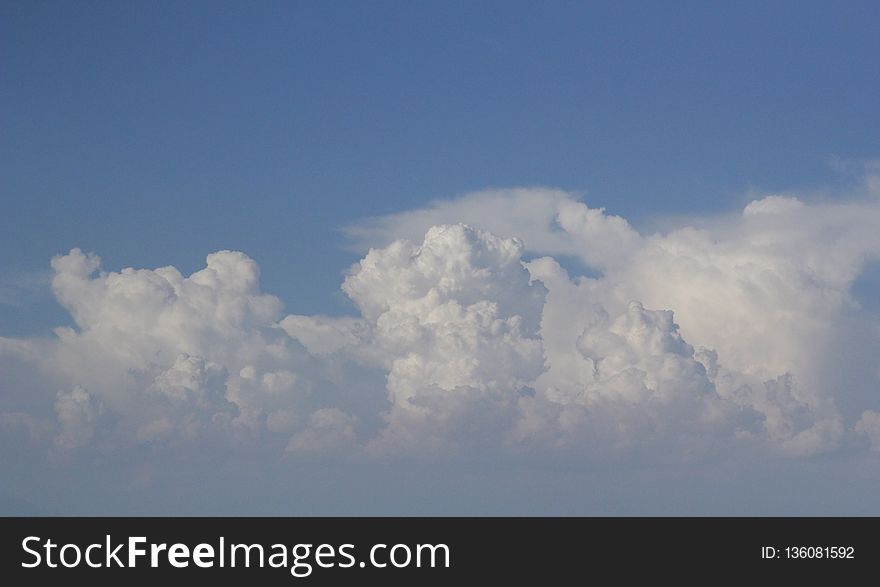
xmin=344 ymin=188 xmax=642 ymax=271
xmin=3 ymin=249 xmax=345 ymax=458
xmin=2 ymin=181 xmax=880 ymax=465
xmin=742 ymin=195 xmax=805 ymax=217
xmin=345 ymin=224 xmax=546 ymax=454
xmin=342 ymin=186 xmax=880 ymax=456
xmin=49 ymin=248 xmax=285 ymax=369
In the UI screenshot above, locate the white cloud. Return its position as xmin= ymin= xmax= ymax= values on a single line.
xmin=2 ymin=182 xmax=880 ymax=463
xmin=4 ymin=250 xmax=326 ymax=456
xmin=341 ymin=187 xmax=880 ymax=456
xmin=344 ymin=188 xmax=642 ymax=270
xmin=49 ymin=248 xmax=285 ymax=370
xmin=742 ymin=195 xmax=804 ymax=217
xmin=340 ymin=225 xmax=546 ymax=454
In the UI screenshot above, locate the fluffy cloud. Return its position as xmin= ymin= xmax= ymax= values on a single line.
xmin=49 ymin=248 xmax=285 ymax=370
xmin=344 ymin=187 xmax=880 ymax=456
xmin=2 ymin=184 xmax=880 ymax=463
xmin=3 ymin=249 xmax=348 ymax=457
xmin=284 ymin=224 xmax=546 ymax=453
xmin=345 ymin=188 xmax=642 ymax=270
xmin=348 ymin=225 xmax=546 ymax=453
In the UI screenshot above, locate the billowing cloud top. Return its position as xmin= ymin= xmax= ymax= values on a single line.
xmin=3 ymin=186 xmax=880 ymax=467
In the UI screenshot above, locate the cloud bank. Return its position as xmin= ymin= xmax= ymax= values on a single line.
xmin=3 ymin=183 xmax=880 ymax=470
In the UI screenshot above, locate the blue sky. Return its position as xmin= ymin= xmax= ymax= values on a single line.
xmin=4 ymin=0 xmax=879 ymax=329
xmin=2 ymin=1 xmax=880 ymax=515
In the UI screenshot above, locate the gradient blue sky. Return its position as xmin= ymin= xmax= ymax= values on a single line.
xmin=3 ymin=2 xmax=880 ymax=516
xmin=3 ymin=0 xmax=879 ymax=332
